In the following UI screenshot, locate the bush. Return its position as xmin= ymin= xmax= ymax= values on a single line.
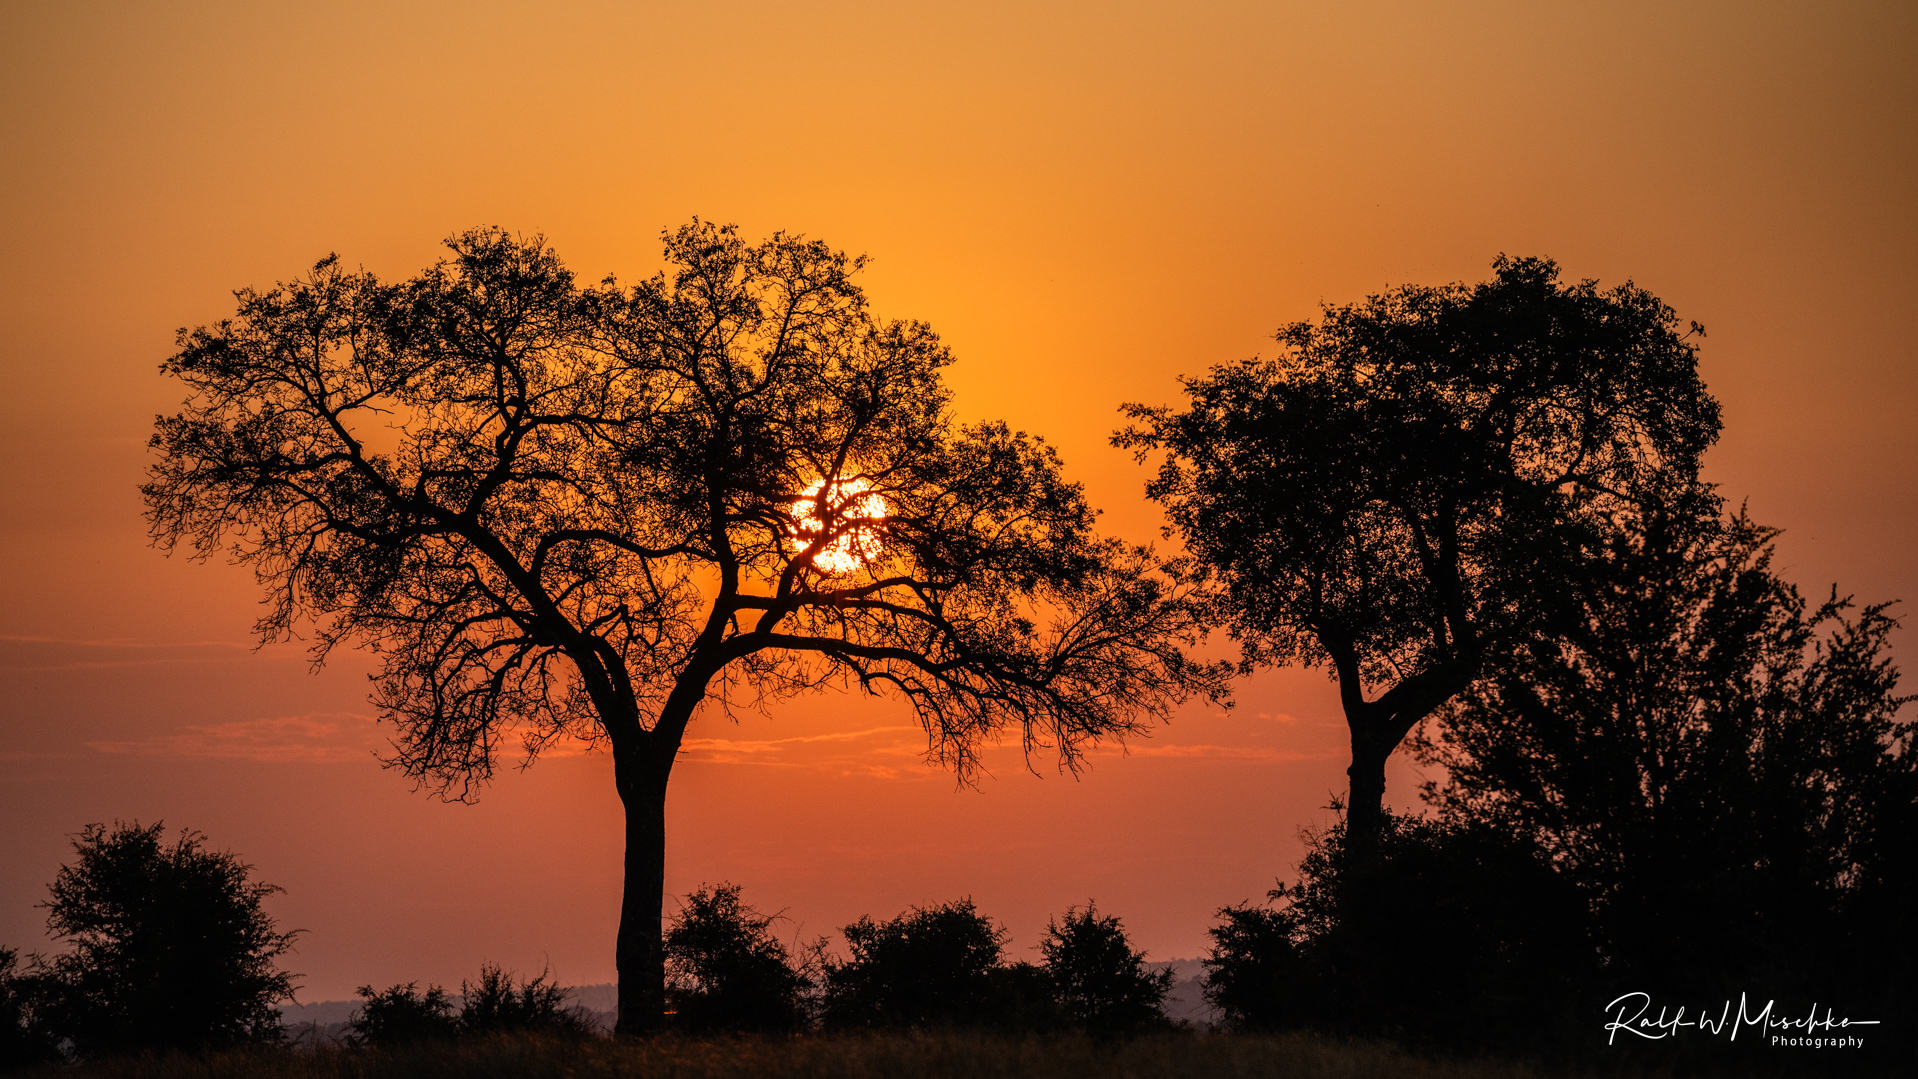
xmin=0 ymin=947 xmax=58 ymax=1068
xmin=665 ymin=883 xmax=816 ymax=1033
xmin=459 ymin=965 xmax=588 ymax=1037
xmin=822 ymin=899 xmax=1008 ymax=1029
xmin=1204 ymin=809 xmax=1593 ymax=1051
xmin=32 ymin=821 xmax=299 ymax=1058
xmin=348 ymin=967 xmax=587 ymax=1047
xmin=1039 ymin=904 xmax=1171 ymax=1035
xmin=346 ymin=982 xmax=457 ymax=1047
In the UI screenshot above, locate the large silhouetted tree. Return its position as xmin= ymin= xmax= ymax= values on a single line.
xmin=1116 ymin=257 xmax=1720 ymax=851
xmin=145 ymin=222 xmax=1225 ymax=1033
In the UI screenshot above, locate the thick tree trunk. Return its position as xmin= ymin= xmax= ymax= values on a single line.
xmin=1343 ymin=734 xmax=1391 ymax=864
xmin=613 ymin=747 xmax=671 ymax=1036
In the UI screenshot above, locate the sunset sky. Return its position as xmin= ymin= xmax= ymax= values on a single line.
xmin=2 ymin=1 xmax=1913 ymax=1003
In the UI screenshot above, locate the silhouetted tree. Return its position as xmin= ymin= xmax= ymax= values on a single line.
xmin=1038 ymin=903 xmax=1171 ymax=1035
xmin=144 ymin=222 xmax=1228 ymax=1032
xmin=1116 ymin=257 xmax=1720 ymax=852
xmin=1200 ymin=899 xmax=1297 ymax=1033
xmin=1416 ymin=505 xmax=1915 ymax=1009
xmin=664 ymin=883 xmax=817 ymax=1033
xmin=822 ymin=899 xmax=1008 ymax=1029
xmin=32 ymin=822 xmax=298 ymax=1058
xmin=346 ymin=982 xmax=457 ymax=1047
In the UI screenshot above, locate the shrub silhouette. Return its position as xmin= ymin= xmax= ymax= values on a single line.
xmin=1204 ymin=809 xmax=1592 ymax=1051
xmin=346 ymin=982 xmax=457 ymax=1047
xmin=348 ymin=966 xmax=587 ymax=1046
xmin=458 ymin=965 xmax=587 ymax=1037
xmin=0 ymin=947 xmax=58 ymax=1068
xmin=1201 ymin=900 xmax=1298 ymax=1033
xmin=822 ymin=899 xmax=1007 ymax=1029
xmin=31 ymin=822 xmax=298 ymax=1058
xmin=664 ymin=883 xmax=816 ymax=1033
xmin=1039 ymin=904 xmax=1171 ymax=1035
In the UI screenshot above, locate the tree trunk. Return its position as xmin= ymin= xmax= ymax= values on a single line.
xmin=613 ymin=747 xmax=671 ymax=1036
xmin=1343 ymin=734 xmax=1390 ymax=864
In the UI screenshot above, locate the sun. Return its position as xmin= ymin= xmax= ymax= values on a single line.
xmin=790 ymin=477 xmax=887 ymax=575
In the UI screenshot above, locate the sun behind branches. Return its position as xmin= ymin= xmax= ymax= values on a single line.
xmin=790 ymin=478 xmax=887 ymax=575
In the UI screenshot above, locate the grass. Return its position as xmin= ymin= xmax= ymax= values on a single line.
xmin=6 ymin=1030 xmax=1690 ymax=1079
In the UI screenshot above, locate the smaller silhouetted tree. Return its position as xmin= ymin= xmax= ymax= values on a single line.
xmin=822 ymin=899 xmax=1007 ymax=1029
xmin=32 ymin=822 xmax=299 ymax=1058
xmin=1200 ymin=900 xmax=1298 ymax=1033
xmin=1039 ymin=903 xmax=1171 ymax=1035
xmin=346 ymin=983 xmax=457 ymax=1047
xmin=664 ymin=883 xmax=817 ymax=1033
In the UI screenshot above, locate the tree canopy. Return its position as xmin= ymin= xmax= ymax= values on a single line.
xmin=32 ymin=822 xmax=298 ymax=1058
xmin=1116 ymin=255 xmax=1721 ymax=839
xmin=145 ymin=222 xmax=1226 ymax=1030
xmin=1415 ymin=504 xmax=1915 ymax=1001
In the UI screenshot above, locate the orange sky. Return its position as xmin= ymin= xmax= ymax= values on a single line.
xmin=2 ymin=1 xmax=1913 ymax=1001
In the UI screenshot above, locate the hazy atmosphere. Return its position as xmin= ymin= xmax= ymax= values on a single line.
xmin=3 ymin=0 xmax=1912 ymax=1021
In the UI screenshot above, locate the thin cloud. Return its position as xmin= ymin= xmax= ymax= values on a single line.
xmin=1106 ymin=743 xmax=1334 ymax=763
xmin=0 ymin=635 xmax=263 ymax=671
xmin=677 ymin=725 xmax=923 ymax=768
xmin=86 ymin=713 xmax=380 ymax=764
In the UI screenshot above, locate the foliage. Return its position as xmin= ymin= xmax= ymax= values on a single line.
xmin=348 ymin=967 xmax=587 ymax=1047
xmin=1117 ymin=256 xmax=1721 ymax=835
xmin=1198 ymin=903 xmax=1296 ymax=1034
xmin=822 ymin=899 xmax=1009 ymax=1029
xmin=145 ymin=222 xmax=1228 ymax=1029
xmin=0 ymin=947 xmax=58 ymax=1069
xmin=1038 ymin=904 xmax=1171 ymax=1035
xmin=1415 ymin=505 xmax=1916 ymax=1005
xmin=29 ymin=822 xmax=297 ymax=1059
xmin=1202 ymin=810 xmax=1591 ymax=1050
xmin=458 ymin=965 xmax=588 ymax=1037
xmin=665 ymin=884 xmax=817 ymax=1033
xmin=346 ymin=983 xmax=457 ymax=1047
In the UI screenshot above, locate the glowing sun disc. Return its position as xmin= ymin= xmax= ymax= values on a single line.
xmin=790 ymin=478 xmax=886 ymax=575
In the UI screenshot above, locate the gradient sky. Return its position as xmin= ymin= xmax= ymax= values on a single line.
xmin=2 ymin=1 xmax=1913 ymax=1002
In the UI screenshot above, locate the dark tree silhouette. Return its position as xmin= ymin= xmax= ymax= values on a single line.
xmin=1116 ymin=256 xmax=1720 ymax=850
xmin=0 ymin=947 xmax=58 ymax=1067
xmin=664 ymin=883 xmax=817 ymax=1033
xmin=1202 ymin=809 xmax=1593 ymax=1050
xmin=1038 ymin=902 xmax=1171 ymax=1035
xmin=32 ymin=822 xmax=298 ymax=1058
xmin=1415 ymin=504 xmax=1915 ymax=1005
xmin=144 ymin=222 xmax=1226 ymax=1033
xmin=822 ymin=898 xmax=1008 ymax=1029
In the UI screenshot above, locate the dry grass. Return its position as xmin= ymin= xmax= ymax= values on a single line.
xmin=7 ymin=1031 xmax=1643 ymax=1079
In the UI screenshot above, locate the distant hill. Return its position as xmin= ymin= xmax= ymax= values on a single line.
xmin=1145 ymin=959 xmax=1219 ymax=1027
